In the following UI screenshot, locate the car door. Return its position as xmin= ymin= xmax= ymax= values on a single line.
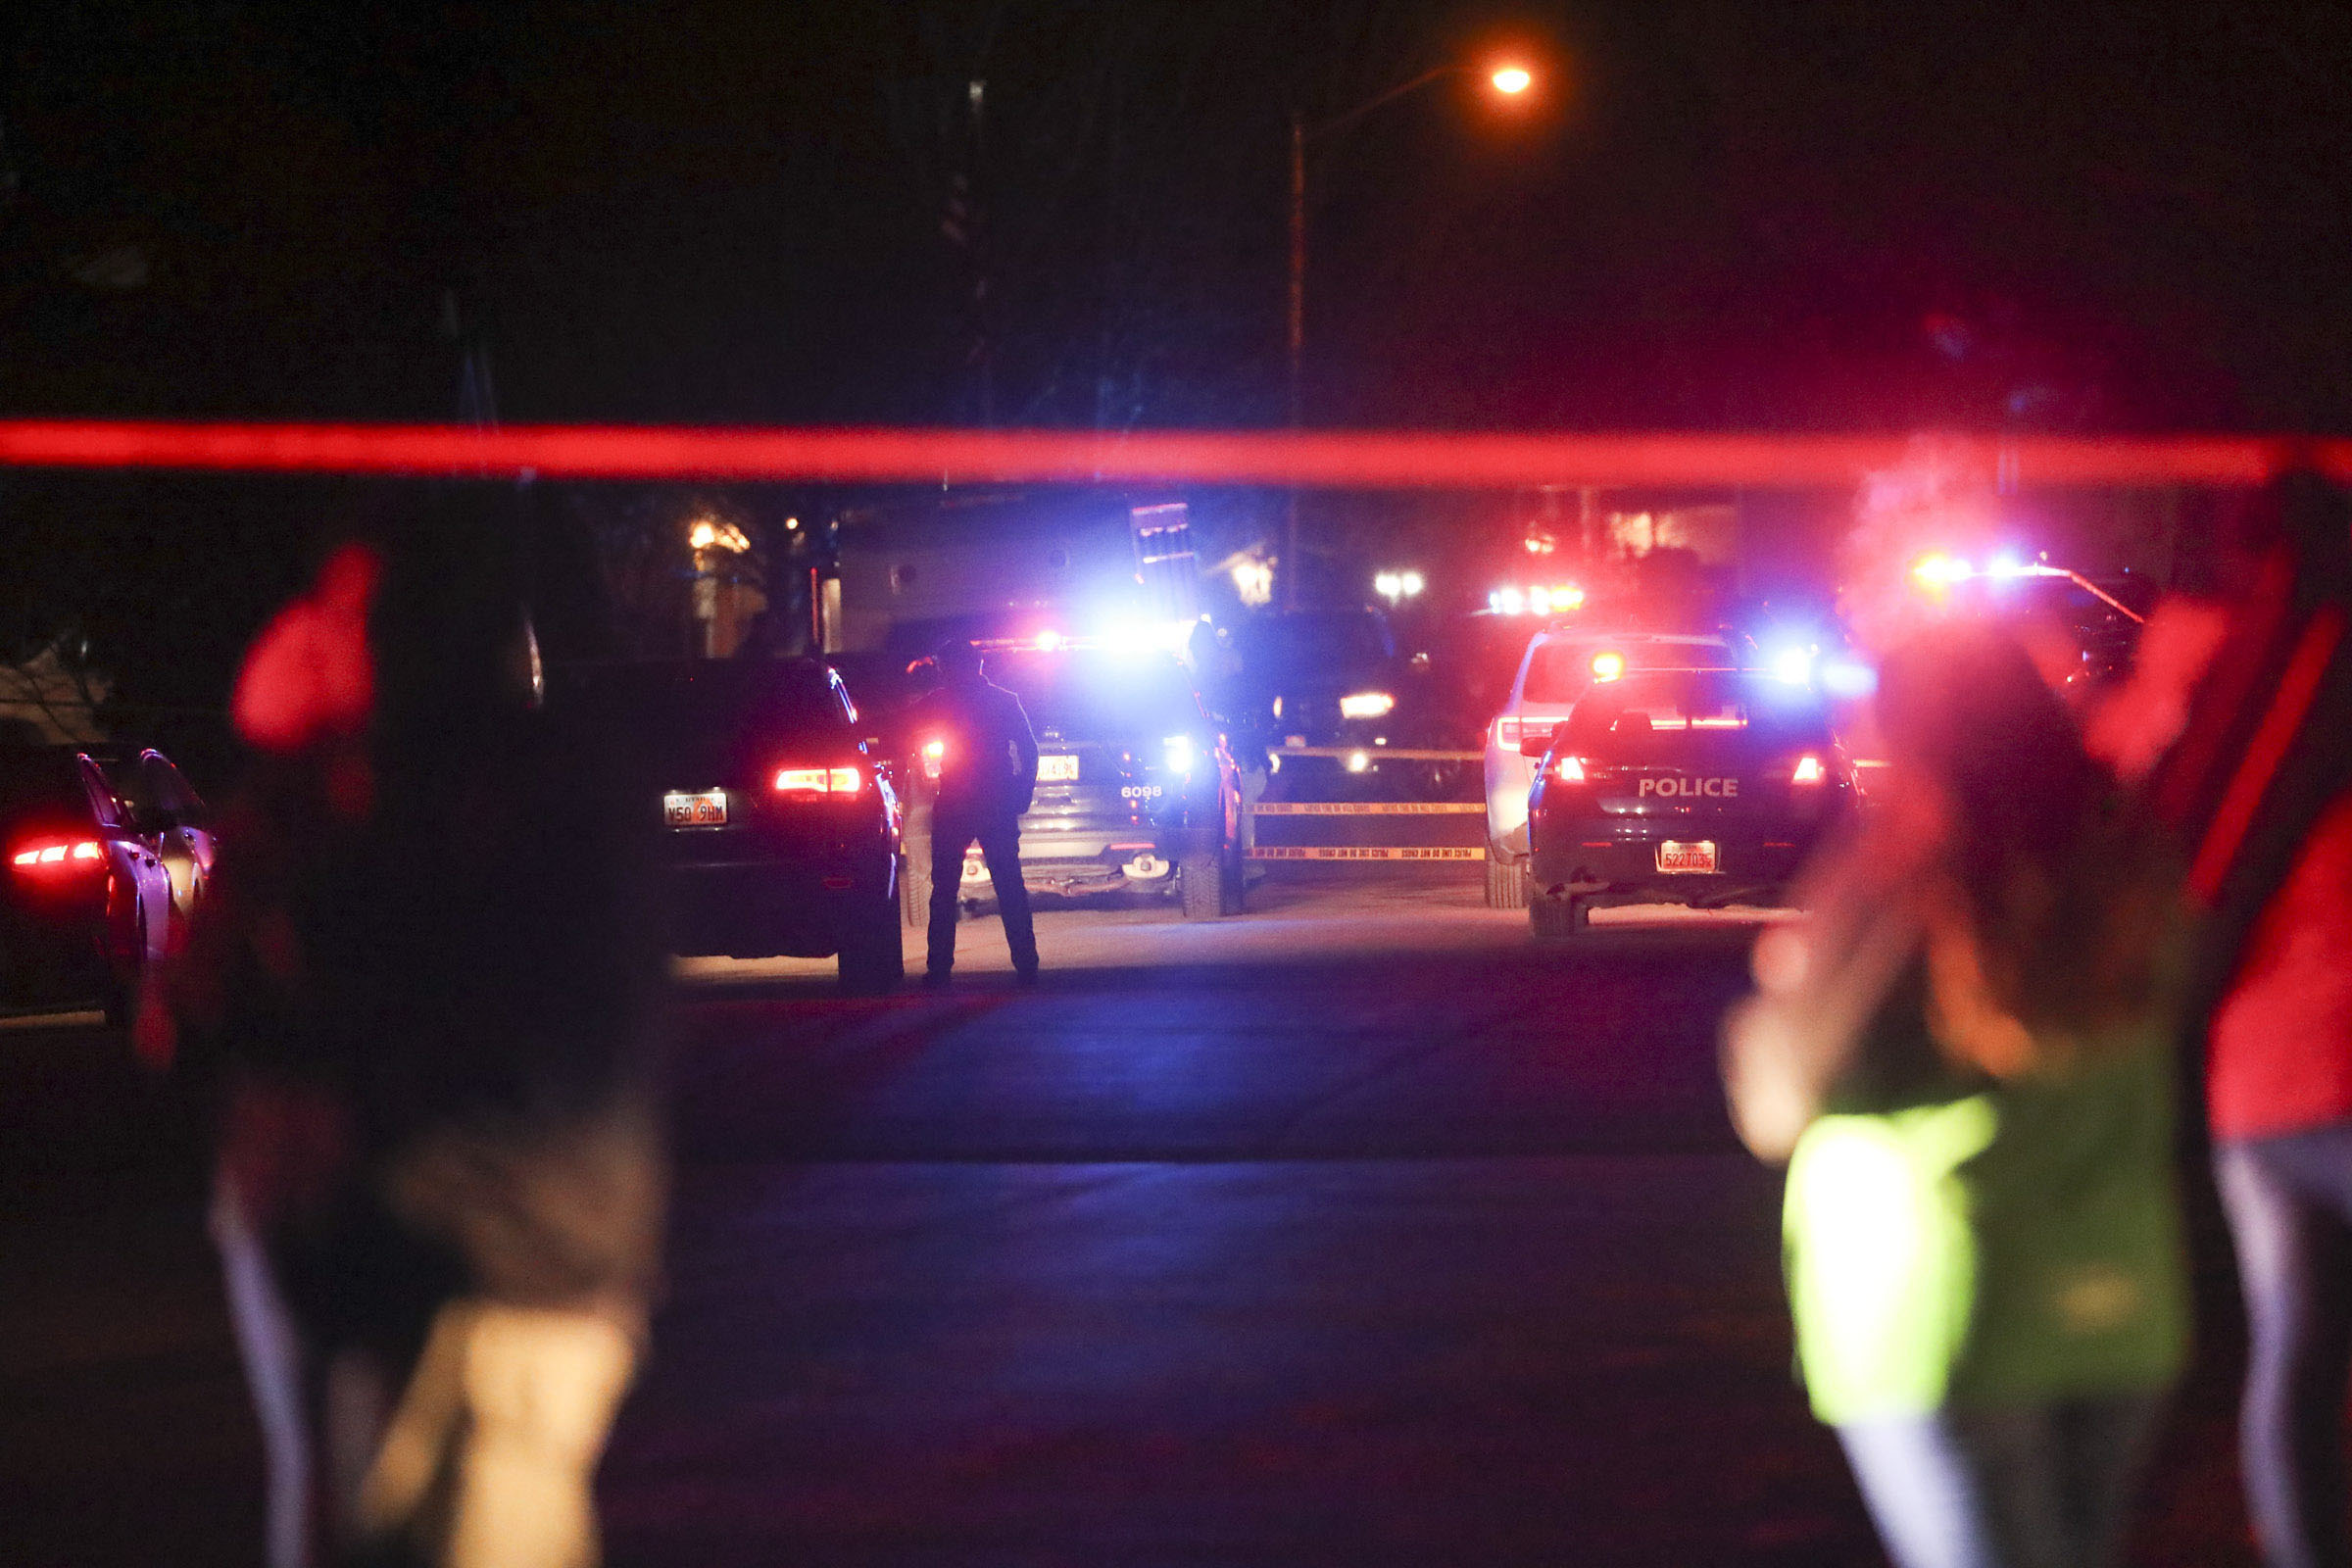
xmin=139 ymin=751 xmax=215 ymax=919
xmin=77 ymin=756 xmax=172 ymax=970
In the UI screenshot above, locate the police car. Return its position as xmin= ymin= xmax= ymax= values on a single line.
xmin=1482 ymin=625 xmax=1737 ymax=907
xmin=906 ymin=635 xmax=1245 ymax=921
xmin=1518 ymin=666 xmax=1856 ymax=939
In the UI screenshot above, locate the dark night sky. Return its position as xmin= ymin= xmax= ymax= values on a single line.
xmin=6 ymin=1 xmax=2352 ymax=718
xmin=11 ymin=1 xmax=2352 ymax=431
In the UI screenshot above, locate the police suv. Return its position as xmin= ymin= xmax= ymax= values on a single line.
xmin=906 ymin=637 xmax=1245 ymax=921
xmin=1518 ymin=666 xmax=1856 ymax=939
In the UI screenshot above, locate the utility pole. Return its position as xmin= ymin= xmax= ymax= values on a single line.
xmin=1277 ymin=61 xmax=1532 ymax=614
xmin=1285 ymin=109 xmax=1306 ymax=612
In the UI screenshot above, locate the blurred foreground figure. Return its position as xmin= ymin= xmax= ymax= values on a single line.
xmin=901 ymin=639 xmax=1039 ymax=986
xmin=1724 ymin=624 xmax=2188 ymax=1568
xmin=2110 ymin=476 xmax=2352 ymax=1568
xmin=159 ymin=500 xmax=665 ymax=1567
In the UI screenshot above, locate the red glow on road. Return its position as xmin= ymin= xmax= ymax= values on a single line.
xmin=0 ymin=420 xmax=2345 ymax=488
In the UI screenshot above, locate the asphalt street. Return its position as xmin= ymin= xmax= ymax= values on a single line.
xmin=0 ymin=868 xmax=2264 ymax=1566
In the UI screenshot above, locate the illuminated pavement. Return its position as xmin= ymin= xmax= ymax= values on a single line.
xmin=0 ymin=870 xmax=2259 ymax=1566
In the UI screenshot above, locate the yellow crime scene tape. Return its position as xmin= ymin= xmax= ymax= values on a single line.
xmin=1249 ymin=801 xmax=1485 ymax=815
xmin=1270 ymin=747 xmax=1484 ymax=762
xmin=1247 ymin=846 xmax=1486 ymax=861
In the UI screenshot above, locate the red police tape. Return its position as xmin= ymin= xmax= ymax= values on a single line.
xmin=0 ymin=420 xmax=2348 ymax=487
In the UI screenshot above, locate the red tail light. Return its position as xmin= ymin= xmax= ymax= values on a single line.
xmin=11 ymin=838 xmax=104 ymax=873
xmin=773 ymin=764 xmax=863 ymax=796
xmin=1552 ymin=755 xmax=1587 ymax=783
xmin=920 ymin=738 xmax=945 ymax=781
xmin=1791 ymin=754 xmax=1827 ymax=785
xmin=1496 ymin=715 xmax=1551 ymax=750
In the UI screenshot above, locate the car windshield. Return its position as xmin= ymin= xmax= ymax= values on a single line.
xmin=1523 ymin=639 xmax=1729 ymax=704
xmin=1562 ymin=672 xmax=1831 ymax=760
xmin=984 ymin=652 xmax=1202 ymax=742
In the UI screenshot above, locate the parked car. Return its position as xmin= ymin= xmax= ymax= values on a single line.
xmin=901 ymin=638 xmax=1246 ymax=921
xmin=1 ymin=746 xmax=192 ymax=1019
xmin=548 ymin=660 xmax=906 ymax=993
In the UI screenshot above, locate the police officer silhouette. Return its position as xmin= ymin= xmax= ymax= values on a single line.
xmin=906 ymin=640 xmax=1040 ymax=985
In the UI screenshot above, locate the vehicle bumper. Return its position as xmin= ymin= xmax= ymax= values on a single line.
xmin=968 ymin=818 xmax=1185 ymax=896
xmin=1528 ymin=814 xmax=1826 ymax=904
xmin=663 ymin=853 xmax=892 ymax=958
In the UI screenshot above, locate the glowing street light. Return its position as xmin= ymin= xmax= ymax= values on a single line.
xmin=1491 ymin=65 xmax=1534 ymax=95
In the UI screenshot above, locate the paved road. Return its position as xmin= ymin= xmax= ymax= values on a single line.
xmin=0 ymin=868 xmax=2262 ymax=1565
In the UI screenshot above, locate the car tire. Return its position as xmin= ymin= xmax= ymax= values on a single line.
xmin=900 ymin=840 xmax=931 ymax=929
xmin=1218 ymin=834 xmax=1246 ymax=916
xmin=1180 ymin=838 xmax=1227 ymax=921
xmin=1530 ymin=893 xmax=1588 ymax=944
xmin=102 ymin=913 xmax=145 ymax=1028
xmin=1485 ymin=851 xmax=1529 ymax=909
xmin=838 ymin=896 xmax=905 ymax=995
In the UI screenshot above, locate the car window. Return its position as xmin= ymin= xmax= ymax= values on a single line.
xmin=140 ymin=754 xmax=208 ymax=824
xmin=1523 ymin=638 xmax=1730 ymax=704
xmin=985 ymin=652 xmax=1203 ymax=741
xmin=96 ymin=758 xmax=165 ymax=832
xmin=1564 ymin=673 xmax=1831 ymax=759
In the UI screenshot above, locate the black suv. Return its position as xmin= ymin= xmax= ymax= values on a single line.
xmin=1521 ymin=668 xmax=1856 ymax=939
xmin=552 ymin=660 xmax=906 ymax=992
xmin=904 ymin=641 xmax=1244 ymax=921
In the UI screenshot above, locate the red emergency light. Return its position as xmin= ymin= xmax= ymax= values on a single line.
xmin=0 ymin=420 xmax=2342 ymax=488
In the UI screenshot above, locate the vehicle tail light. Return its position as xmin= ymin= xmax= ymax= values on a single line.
xmin=11 ymin=838 xmax=104 ymax=873
xmin=920 ymin=738 xmax=945 ymax=780
xmin=1552 ymin=755 xmax=1587 ymax=783
xmin=1791 ymin=754 xmax=1827 ymax=785
xmin=773 ymin=765 xmax=863 ymax=795
xmin=1495 ymin=715 xmax=1533 ymax=750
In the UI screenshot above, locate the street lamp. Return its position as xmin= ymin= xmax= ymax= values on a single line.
xmin=1283 ymin=60 xmax=1536 ymax=611
xmin=688 ymin=515 xmax=752 ymax=657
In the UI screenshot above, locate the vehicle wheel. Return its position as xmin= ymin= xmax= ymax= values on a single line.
xmin=1484 ymin=851 xmax=1529 ymax=909
xmin=1530 ymin=893 xmax=1588 ymax=944
xmin=1180 ymin=838 xmax=1227 ymax=921
xmin=900 ymin=839 xmax=931 ymax=929
xmin=1218 ymin=835 xmax=1246 ymax=915
xmin=838 ymin=897 xmax=905 ymax=995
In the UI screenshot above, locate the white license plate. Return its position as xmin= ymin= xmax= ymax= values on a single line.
xmin=663 ymin=790 xmax=727 ymax=827
xmin=1038 ymin=754 xmax=1080 ymax=782
xmin=1656 ymin=840 xmax=1718 ymax=873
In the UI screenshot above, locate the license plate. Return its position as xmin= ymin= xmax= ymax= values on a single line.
xmin=1656 ymin=840 xmax=1718 ymax=873
xmin=663 ymin=790 xmax=727 ymax=827
xmin=1038 ymin=754 xmax=1080 ymax=782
